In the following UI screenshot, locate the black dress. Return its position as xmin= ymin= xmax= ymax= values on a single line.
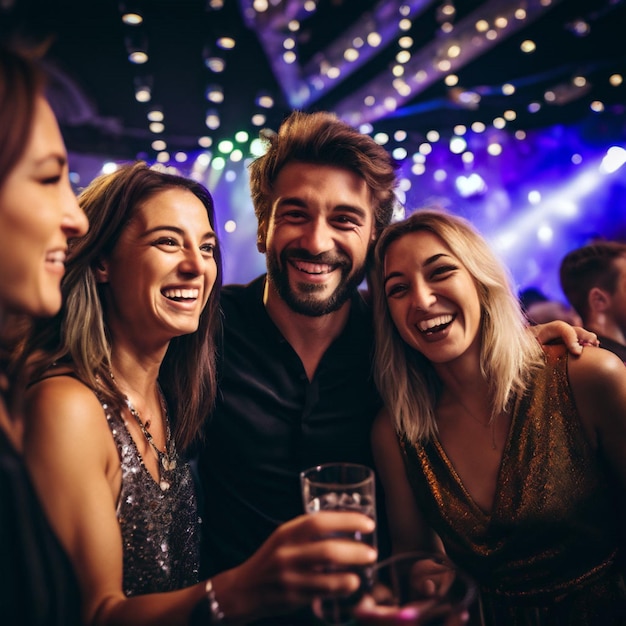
xmin=0 ymin=428 xmax=82 ymax=626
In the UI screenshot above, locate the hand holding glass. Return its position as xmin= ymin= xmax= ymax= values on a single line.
xmin=300 ymin=462 xmax=377 ymax=625
xmin=353 ymin=552 xmax=476 ymax=625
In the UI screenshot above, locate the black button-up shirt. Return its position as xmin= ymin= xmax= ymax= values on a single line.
xmin=198 ymin=275 xmax=384 ymax=577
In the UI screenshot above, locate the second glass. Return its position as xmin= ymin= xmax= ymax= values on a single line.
xmin=354 ymin=551 xmax=477 ymax=625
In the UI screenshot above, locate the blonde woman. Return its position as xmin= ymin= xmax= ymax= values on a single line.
xmin=370 ymin=209 xmax=626 ymax=625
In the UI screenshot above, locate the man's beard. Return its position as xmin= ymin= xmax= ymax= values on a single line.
xmin=266 ymin=247 xmax=366 ymax=317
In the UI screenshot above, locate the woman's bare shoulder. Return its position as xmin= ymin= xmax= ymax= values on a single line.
xmin=567 ymin=346 xmax=626 ymax=449
xmin=24 ymin=371 xmax=105 ymax=432
xmin=567 ymin=345 xmax=626 ymax=392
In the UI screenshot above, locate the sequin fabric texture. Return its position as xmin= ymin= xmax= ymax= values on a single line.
xmin=401 ymin=346 xmax=626 ymax=625
xmin=101 ymin=397 xmax=200 ymax=595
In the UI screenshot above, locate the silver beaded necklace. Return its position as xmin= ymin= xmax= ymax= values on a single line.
xmin=108 ymin=370 xmax=177 ymax=490
xmin=125 ymin=390 xmax=177 ymax=491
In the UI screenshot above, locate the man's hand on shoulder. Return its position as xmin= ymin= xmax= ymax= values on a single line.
xmin=530 ymin=320 xmax=599 ymax=356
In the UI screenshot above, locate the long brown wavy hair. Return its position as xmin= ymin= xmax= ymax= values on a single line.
xmin=23 ymin=161 xmax=223 ymax=452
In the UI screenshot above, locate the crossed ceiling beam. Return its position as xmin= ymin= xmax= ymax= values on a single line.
xmin=240 ymin=0 xmax=563 ymax=126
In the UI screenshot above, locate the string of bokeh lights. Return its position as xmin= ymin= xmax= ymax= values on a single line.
xmin=80 ymin=0 xmax=625 ymax=295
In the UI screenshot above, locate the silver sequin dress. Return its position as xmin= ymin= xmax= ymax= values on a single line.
xmin=101 ymin=397 xmax=200 ymax=596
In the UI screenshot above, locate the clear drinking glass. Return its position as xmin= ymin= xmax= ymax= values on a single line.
xmin=300 ymin=462 xmax=377 ymax=626
xmin=353 ymin=551 xmax=477 ymax=626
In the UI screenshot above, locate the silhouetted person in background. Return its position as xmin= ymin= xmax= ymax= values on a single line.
xmin=519 ymin=286 xmax=582 ymax=327
xmin=560 ymin=241 xmax=626 ymax=362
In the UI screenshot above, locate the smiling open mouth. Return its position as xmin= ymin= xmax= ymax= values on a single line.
xmin=45 ymin=251 xmax=66 ymax=268
xmin=419 ymin=314 xmax=455 ymax=334
xmin=291 ymin=260 xmax=334 ymax=275
xmin=162 ymin=288 xmax=199 ymax=301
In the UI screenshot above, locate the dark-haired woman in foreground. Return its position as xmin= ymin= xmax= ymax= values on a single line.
xmin=0 ymin=44 xmax=89 ymax=625
xmin=21 ymin=161 xmax=376 ymax=626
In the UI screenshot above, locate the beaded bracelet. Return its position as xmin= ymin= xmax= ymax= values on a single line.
xmin=205 ymin=579 xmax=225 ymax=623
xmin=188 ymin=579 xmax=225 ymax=625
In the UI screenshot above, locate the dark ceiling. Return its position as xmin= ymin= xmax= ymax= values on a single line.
xmin=2 ymin=0 xmax=625 ymax=160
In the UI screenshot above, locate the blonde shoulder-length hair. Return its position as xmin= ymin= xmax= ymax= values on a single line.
xmin=370 ymin=208 xmax=545 ymax=443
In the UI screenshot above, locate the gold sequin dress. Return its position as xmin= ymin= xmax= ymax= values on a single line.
xmin=400 ymin=347 xmax=626 ymax=625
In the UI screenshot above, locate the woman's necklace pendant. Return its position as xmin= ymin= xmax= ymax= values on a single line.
xmin=159 ymin=479 xmax=171 ymax=491
xmin=161 ymin=455 xmax=176 ymax=472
